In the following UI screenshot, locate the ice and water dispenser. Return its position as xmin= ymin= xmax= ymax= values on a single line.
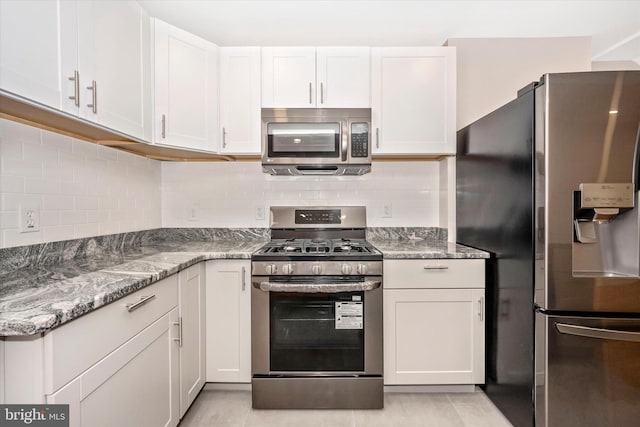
xmin=573 ymin=181 xmax=640 ymax=277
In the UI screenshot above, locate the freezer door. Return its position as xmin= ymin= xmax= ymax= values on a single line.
xmin=535 ymin=313 xmax=640 ymax=427
xmin=540 ymin=71 xmax=640 ymax=312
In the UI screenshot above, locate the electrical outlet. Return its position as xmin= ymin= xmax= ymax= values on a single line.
xmin=255 ymin=205 xmax=265 ymax=220
xmin=19 ymin=205 xmax=40 ymax=233
xmin=383 ymin=203 xmax=392 ymax=218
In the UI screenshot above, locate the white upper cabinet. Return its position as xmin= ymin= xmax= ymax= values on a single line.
xmin=152 ymin=19 xmax=218 ymax=152
xmin=0 ymin=0 xmax=151 ymax=140
xmin=261 ymin=47 xmax=370 ymax=108
xmin=0 ymin=1 xmax=74 ymax=111
xmin=316 ymin=47 xmax=371 ymax=108
xmin=371 ymin=47 xmax=456 ymax=155
xmin=219 ymin=47 xmax=261 ymax=154
xmin=82 ymin=1 xmax=151 ymax=140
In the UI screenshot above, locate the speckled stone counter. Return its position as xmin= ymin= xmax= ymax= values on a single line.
xmin=0 ymin=231 xmax=267 ymax=337
xmin=366 ymin=228 xmax=488 ymax=259
xmin=369 ymin=239 xmax=489 ymax=259
xmin=0 ymin=226 xmax=487 ymax=337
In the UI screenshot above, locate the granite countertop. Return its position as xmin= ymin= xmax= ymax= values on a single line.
xmin=1 ymin=227 xmax=488 ymax=337
xmin=370 ymin=239 xmax=489 ymax=259
xmin=0 ymin=239 xmax=266 ymax=337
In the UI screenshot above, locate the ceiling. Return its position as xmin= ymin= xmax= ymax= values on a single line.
xmin=138 ymin=1 xmax=640 ymax=65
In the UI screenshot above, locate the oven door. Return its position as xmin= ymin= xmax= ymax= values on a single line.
xmin=251 ymin=276 xmax=383 ymax=376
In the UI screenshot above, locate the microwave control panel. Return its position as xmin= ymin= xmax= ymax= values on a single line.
xmin=351 ymin=123 xmax=369 ymax=158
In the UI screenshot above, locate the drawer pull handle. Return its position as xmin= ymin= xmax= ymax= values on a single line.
xmin=125 ymin=295 xmax=156 ymax=312
xmin=423 ymin=266 xmax=449 ymax=270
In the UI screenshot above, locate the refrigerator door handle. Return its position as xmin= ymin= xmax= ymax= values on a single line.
xmin=556 ymin=323 xmax=640 ymax=342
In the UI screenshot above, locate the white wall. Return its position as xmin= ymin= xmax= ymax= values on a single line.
xmin=446 ymin=37 xmax=592 ymax=129
xmin=161 ymin=161 xmax=441 ymax=228
xmin=591 ymin=60 xmax=640 ymax=71
xmin=0 ymin=119 xmax=162 ymax=248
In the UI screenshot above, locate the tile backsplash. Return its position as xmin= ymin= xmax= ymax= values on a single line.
xmin=161 ymin=161 xmax=441 ymax=228
xmin=0 ymin=119 xmax=161 ymax=248
xmin=1 ymin=118 xmax=443 ymax=248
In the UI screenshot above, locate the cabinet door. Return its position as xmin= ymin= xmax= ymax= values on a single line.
xmin=178 ymin=264 xmax=205 ymax=418
xmin=261 ymin=47 xmax=316 ymax=107
xmin=152 ymin=19 xmax=218 ymax=151
xmin=384 ymin=288 xmax=485 ymax=385
xmin=0 ymin=1 xmax=68 ymax=110
xmin=47 ymin=309 xmax=180 ymax=427
xmin=79 ymin=0 xmax=150 ymax=140
xmin=371 ymin=47 xmax=456 ymax=155
xmin=316 ymin=47 xmax=370 ymax=108
xmin=219 ymin=47 xmax=261 ymax=154
xmin=205 ymin=260 xmax=251 ymax=383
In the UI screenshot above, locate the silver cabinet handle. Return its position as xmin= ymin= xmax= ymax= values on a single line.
xmin=478 ymin=297 xmax=484 ymax=321
xmin=222 ymin=127 xmax=227 ymax=148
xmin=68 ymin=70 xmax=80 ymax=107
xmin=173 ymin=317 xmax=183 ymax=347
xmin=556 ymin=323 xmax=640 ymax=342
xmin=309 ymin=82 xmax=313 ymax=104
xmin=256 ymin=280 xmax=381 ymax=293
xmin=161 ymin=114 xmax=166 ymax=139
xmin=242 ymin=266 xmax=246 ymax=291
xmin=86 ymin=80 xmax=97 ymax=114
xmin=320 ymin=82 xmax=324 ymax=104
xmin=423 ymin=265 xmax=449 ymax=270
xmin=341 ymin=133 xmax=348 ymax=161
xmin=375 ymin=128 xmax=379 ymax=149
xmin=125 ymin=294 xmax=156 ymax=312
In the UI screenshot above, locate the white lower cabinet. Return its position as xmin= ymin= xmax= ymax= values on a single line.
xmin=47 ymin=309 xmax=180 ymax=427
xmin=2 ymin=267 xmax=207 ymax=425
xmin=205 ymin=260 xmax=251 ymax=383
xmin=177 ymin=263 xmax=206 ymax=417
xmin=383 ymin=259 xmax=485 ymax=385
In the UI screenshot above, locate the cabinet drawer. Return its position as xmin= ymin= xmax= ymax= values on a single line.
xmin=44 ymin=275 xmax=178 ymax=394
xmin=384 ymin=259 xmax=484 ymax=289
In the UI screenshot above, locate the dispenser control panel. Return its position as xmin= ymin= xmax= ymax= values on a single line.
xmin=579 ymin=183 xmax=635 ymax=208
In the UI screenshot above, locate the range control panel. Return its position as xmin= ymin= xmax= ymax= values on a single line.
xmin=295 ymin=209 xmax=342 ymax=224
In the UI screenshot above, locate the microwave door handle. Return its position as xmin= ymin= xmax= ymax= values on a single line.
xmin=342 ymin=133 xmax=348 ymax=161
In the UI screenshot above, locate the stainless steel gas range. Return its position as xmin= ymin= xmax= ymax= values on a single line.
xmin=251 ymin=206 xmax=383 ymax=409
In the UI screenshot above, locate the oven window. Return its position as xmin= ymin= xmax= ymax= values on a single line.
xmin=267 ymin=122 xmax=340 ymax=158
xmin=270 ymin=291 xmax=364 ymax=372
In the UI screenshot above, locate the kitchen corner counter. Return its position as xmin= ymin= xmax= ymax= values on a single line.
xmin=369 ymin=239 xmax=489 ymax=259
xmin=0 ymin=238 xmax=266 ymax=337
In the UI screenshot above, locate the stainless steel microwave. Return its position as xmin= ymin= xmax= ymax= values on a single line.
xmin=261 ymin=108 xmax=372 ymax=175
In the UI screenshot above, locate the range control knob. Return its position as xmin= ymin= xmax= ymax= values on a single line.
xmin=341 ymin=263 xmax=352 ymax=274
xmin=311 ymin=264 xmax=323 ymax=275
xmin=356 ymin=263 xmax=368 ymax=275
xmin=265 ymin=264 xmax=277 ymax=275
xmin=282 ymin=264 xmax=294 ymax=275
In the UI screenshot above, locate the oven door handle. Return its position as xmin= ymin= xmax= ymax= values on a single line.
xmin=254 ymin=280 xmax=381 ymax=293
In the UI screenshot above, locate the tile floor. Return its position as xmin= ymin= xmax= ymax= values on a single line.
xmin=179 ymin=388 xmax=513 ymax=427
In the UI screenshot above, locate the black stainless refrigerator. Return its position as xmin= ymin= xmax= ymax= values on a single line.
xmin=456 ymin=71 xmax=640 ymax=427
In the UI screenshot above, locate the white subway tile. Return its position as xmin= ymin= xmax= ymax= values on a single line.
xmin=72 ymin=139 xmax=98 ymax=157
xmin=59 ymin=210 xmax=87 ymax=225
xmin=24 ymin=176 xmax=60 ymax=194
xmin=0 ymin=119 xmax=41 ymax=144
xmin=0 ymin=175 xmax=25 ymax=193
xmin=23 ymin=141 xmax=59 ymax=163
xmin=1 ymin=193 xmax=42 ymax=211
xmin=1 ymin=158 xmax=42 ymax=177
xmin=0 ymin=211 xmax=18 ymax=229
xmin=74 ymin=222 xmax=100 ymax=239
xmin=42 ymin=131 xmax=73 ymax=152
xmin=40 ymin=210 xmax=60 ymax=227
xmin=43 ymin=225 xmax=75 ymax=243
xmin=42 ymin=194 xmax=74 ymax=211
xmin=74 ymin=195 xmax=99 ymax=210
